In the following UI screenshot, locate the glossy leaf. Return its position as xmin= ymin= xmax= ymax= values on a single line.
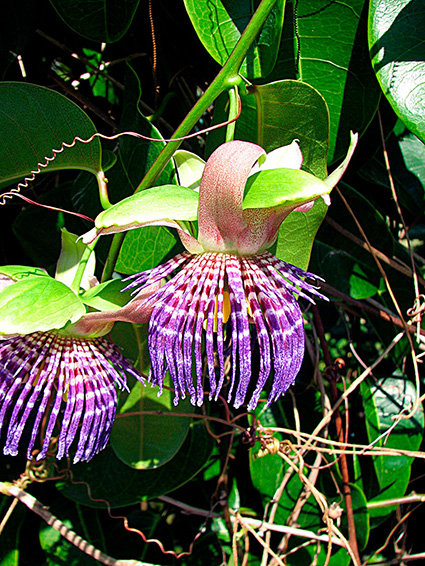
xmin=90 ymin=185 xmax=198 ymax=236
xmin=111 ymin=378 xmax=193 ymax=470
xmin=80 ymin=278 xmax=132 ymax=311
xmin=0 ymin=83 xmax=102 ymax=190
xmin=243 ymin=168 xmax=330 ymax=210
xmin=183 ymin=0 xmax=285 ymax=79
xmin=267 ymin=0 xmax=380 ymax=163
xmin=251 ymin=80 xmax=330 ymax=178
xmin=0 ymin=277 xmax=86 ymax=334
xmin=57 ymin=423 xmax=214 ymax=507
xmin=369 ymin=0 xmax=425 ymax=143
xmin=361 ymin=375 xmax=424 ymax=524
xmin=245 ymin=80 xmax=330 ymax=270
xmin=49 ymin=0 xmax=140 ymax=42
xmin=115 ymin=225 xmax=179 ymax=275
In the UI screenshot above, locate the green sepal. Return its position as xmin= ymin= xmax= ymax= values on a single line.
xmin=173 ymin=150 xmax=205 ymax=190
xmin=0 ymin=277 xmax=86 ymax=335
xmin=243 ymin=168 xmax=330 ymax=210
xmin=0 ymin=266 xmax=49 ymax=281
xmin=80 ymin=279 xmax=132 ymax=311
xmin=55 ymin=229 xmax=96 ymax=290
xmin=94 ymin=185 xmax=199 ymax=231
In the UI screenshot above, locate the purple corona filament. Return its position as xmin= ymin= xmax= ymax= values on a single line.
xmin=0 ymin=332 xmax=142 ymax=463
xmin=125 ymin=250 xmax=325 ymax=410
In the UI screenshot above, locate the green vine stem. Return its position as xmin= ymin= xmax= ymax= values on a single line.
xmin=225 ymin=85 xmax=239 ymax=143
xmin=101 ymin=0 xmax=279 ymax=281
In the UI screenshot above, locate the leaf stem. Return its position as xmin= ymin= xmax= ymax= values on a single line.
xmin=225 ymin=86 xmax=239 ymax=143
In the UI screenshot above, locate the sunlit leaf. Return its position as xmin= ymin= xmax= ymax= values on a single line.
xmin=369 ymin=0 xmax=425 ymax=143
xmin=243 ymin=168 xmax=330 ymax=210
xmin=183 ymin=0 xmax=285 ymax=79
xmin=0 ymin=277 xmax=85 ymax=334
xmin=55 ymin=229 xmax=95 ymax=291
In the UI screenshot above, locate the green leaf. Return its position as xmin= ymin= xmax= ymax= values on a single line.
xmin=251 ymin=80 xmax=330 ymax=178
xmin=111 ymin=378 xmax=193 ymax=470
xmin=48 ymin=0 xmax=140 ymax=42
xmin=80 ymin=278 xmax=131 ymax=311
xmin=0 ymin=277 xmax=86 ymax=334
xmin=361 ymin=374 xmax=424 ymax=524
xmin=55 ymin=229 xmax=95 ymax=290
xmin=183 ymin=0 xmax=285 ymax=79
xmin=115 ymin=225 xmax=179 ymax=275
xmin=275 ymin=199 xmax=328 ymax=270
xmin=57 ymin=422 xmax=214 ymax=507
xmin=243 ymin=168 xmax=330 ymax=210
xmin=267 ymin=0 xmax=380 ymax=163
xmin=369 ymin=0 xmax=425 ymax=143
xmin=92 ymin=185 xmax=199 ymax=234
xmin=0 ymin=83 xmax=102 ymax=190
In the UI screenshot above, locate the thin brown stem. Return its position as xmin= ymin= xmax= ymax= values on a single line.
xmin=312 ymin=305 xmax=361 ymax=565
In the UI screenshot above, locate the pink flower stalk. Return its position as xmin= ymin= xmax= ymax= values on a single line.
xmin=120 ymin=139 xmax=356 ymax=410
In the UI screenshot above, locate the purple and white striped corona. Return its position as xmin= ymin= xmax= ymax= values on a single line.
xmin=117 ymin=139 xmax=354 ymax=410
xmin=125 ymin=249 xmax=325 ymax=410
xmin=0 ymin=330 xmax=143 ymax=463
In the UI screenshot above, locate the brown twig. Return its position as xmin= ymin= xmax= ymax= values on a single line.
xmin=319 ymin=281 xmax=425 ymax=337
xmin=312 ymin=304 xmax=361 ymax=565
xmin=325 ymin=216 xmax=425 ymax=288
xmin=47 ymin=73 xmax=117 ymax=129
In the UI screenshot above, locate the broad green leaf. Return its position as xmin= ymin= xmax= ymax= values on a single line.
xmin=0 ymin=277 xmax=85 ymax=334
xmin=183 ymin=0 xmax=285 ymax=79
xmin=251 ymin=80 xmax=330 ymax=178
xmin=80 ymin=278 xmax=132 ymax=311
xmin=57 ymin=422 xmax=214 ymax=507
xmin=243 ymin=168 xmax=330 ymax=210
xmin=0 ymin=83 xmax=102 ymax=190
xmin=369 ymin=0 xmax=425 ymax=143
xmin=111 ymin=378 xmax=193 ymax=470
xmin=55 ymin=229 xmax=95 ymax=291
xmin=49 ymin=0 xmax=140 ymax=42
xmin=275 ymin=199 xmax=328 ymax=270
xmin=0 ymin=266 xmax=48 ymax=280
xmin=91 ymin=185 xmax=198 ymax=237
xmin=173 ymin=150 xmax=205 ymax=190
xmin=266 ymin=0 xmax=380 ymax=163
xmin=361 ymin=375 xmax=424 ymax=524
xmin=115 ymin=225 xmax=179 ymax=275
